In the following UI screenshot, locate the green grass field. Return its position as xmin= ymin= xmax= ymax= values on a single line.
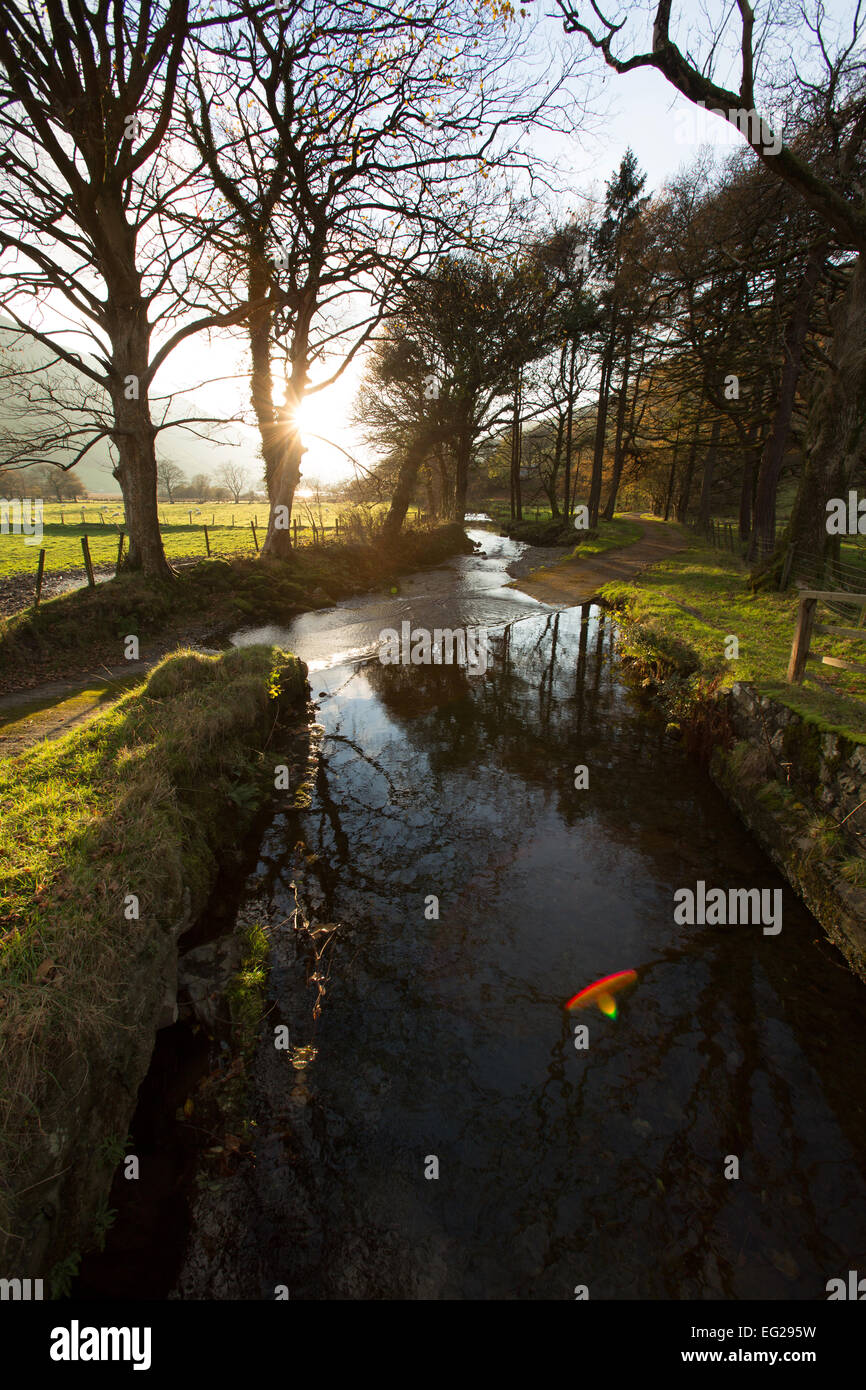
xmin=0 ymin=499 xmax=374 ymax=580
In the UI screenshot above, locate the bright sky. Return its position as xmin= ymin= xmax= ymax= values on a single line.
xmin=152 ymin=0 xmax=859 ymax=492
xmin=163 ymin=70 xmax=745 ymax=489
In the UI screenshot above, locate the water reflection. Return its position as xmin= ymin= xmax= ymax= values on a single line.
xmin=211 ymin=599 xmax=866 ymax=1301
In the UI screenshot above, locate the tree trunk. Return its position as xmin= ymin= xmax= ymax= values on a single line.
xmin=510 ymin=375 xmax=523 ymax=522
xmin=698 ymin=419 xmax=721 ymax=528
xmin=422 ymin=461 xmax=436 ymax=517
xmin=589 ymin=304 xmax=618 ymax=527
xmin=454 ymin=429 xmax=473 ymax=523
xmin=261 ymin=300 xmax=313 ymax=558
xmin=675 ymin=417 xmax=700 ymax=522
xmin=109 ymin=309 xmax=171 ymax=579
xmin=563 ymin=341 xmax=576 ymax=518
xmin=247 ymin=246 xmax=287 ymax=549
xmin=549 ymin=413 xmax=564 ymax=518
xmin=383 ymin=438 xmax=426 ymax=543
xmin=602 ymin=318 xmax=633 ymax=521
xmin=738 ymin=437 xmax=759 ymax=541
xmin=787 ymin=254 xmax=866 ymax=576
xmin=663 ymin=422 xmax=681 ymax=520
xmin=749 ymin=241 xmax=826 ymax=562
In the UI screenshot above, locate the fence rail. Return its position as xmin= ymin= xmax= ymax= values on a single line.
xmin=787 ymin=589 xmax=866 ymax=684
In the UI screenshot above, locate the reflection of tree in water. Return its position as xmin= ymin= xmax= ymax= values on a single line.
xmin=277 ymin=602 xmax=866 ymax=1297
xmin=362 ymin=605 xmax=679 ymax=840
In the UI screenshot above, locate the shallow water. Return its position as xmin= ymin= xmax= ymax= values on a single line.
xmin=210 ymin=533 xmax=866 ymax=1300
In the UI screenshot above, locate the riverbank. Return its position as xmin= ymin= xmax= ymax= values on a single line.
xmin=0 ymin=644 xmax=309 ymax=1283
xmin=599 ymin=536 xmax=866 ymax=978
xmin=509 ymin=514 xmax=686 ymax=605
xmin=0 ymin=523 xmax=475 ymax=697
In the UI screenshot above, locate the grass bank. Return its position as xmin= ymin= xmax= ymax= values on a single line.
xmin=601 ymin=536 xmax=865 ymax=740
xmin=0 ymin=522 xmax=474 ymax=695
xmin=601 ymin=534 xmax=866 ymax=976
xmin=0 ymin=643 xmax=308 ymax=1281
xmin=497 ymin=511 xmax=643 ymax=554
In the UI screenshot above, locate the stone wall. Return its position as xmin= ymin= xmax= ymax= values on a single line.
xmin=711 ymin=682 xmax=866 ymax=978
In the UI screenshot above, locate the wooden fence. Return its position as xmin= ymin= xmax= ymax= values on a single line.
xmin=786 ymin=589 xmax=866 ymax=683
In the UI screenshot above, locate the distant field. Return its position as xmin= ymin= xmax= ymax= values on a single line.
xmin=0 ymin=499 xmax=379 ymax=580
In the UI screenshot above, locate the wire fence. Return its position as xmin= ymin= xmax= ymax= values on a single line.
xmin=690 ymin=517 xmax=866 ymax=612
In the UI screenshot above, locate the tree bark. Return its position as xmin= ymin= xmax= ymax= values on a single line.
xmin=454 ymin=429 xmax=473 ymax=523
xmin=510 ymin=374 xmax=523 ymax=522
xmin=383 ymin=438 xmax=427 ymax=542
xmin=738 ymin=435 xmax=759 ymax=541
xmin=749 ymin=241 xmax=826 ymax=562
xmin=109 ymin=305 xmax=171 ymax=579
xmin=676 ymin=417 xmax=700 ymax=522
xmin=589 ymin=307 xmax=618 ymax=527
xmin=787 ymin=254 xmax=866 ymax=576
xmin=548 ymin=413 xmax=564 ymax=518
xmin=563 ymin=341 xmax=576 ymax=518
xmin=261 ymin=291 xmax=313 ymax=558
xmin=602 ymin=317 xmax=633 ymax=520
xmin=698 ymin=419 xmax=721 ymax=528
xmin=663 ymin=421 xmax=681 ymax=520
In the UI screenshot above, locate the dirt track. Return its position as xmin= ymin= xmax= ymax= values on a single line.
xmin=509 ymin=515 xmax=688 ymax=606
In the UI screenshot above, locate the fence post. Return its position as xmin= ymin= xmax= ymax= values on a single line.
xmin=81 ymin=534 xmax=96 ymax=588
xmin=116 ymin=531 xmax=125 ymax=569
xmin=189 ymin=511 xmax=193 ymax=525
xmin=204 ymin=524 xmax=211 ymax=556
xmin=293 ymin=518 xmax=299 ymax=546
xmin=34 ymin=548 xmax=46 ymax=607
xmin=787 ymin=596 xmax=816 ymax=684
xmin=250 ymin=520 xmax=259 ymax=553
xmin=780 ymin=545 xmax=794 ymax=590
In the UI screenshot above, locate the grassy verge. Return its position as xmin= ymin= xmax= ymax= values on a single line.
xmin=601 ymin=537 xmax=866 ymax=741
xmin=566 ymin=516 xmax=645 ymax=559
xmin=0 ymin=643 xmax=307 ymax=1273
xmin=495 ymin=511 xmax=644 ymax=553
xmin=0 ymin=523 xmax=473 ymax=694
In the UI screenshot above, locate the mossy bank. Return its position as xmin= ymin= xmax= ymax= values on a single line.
xmin=603 ymin=546 xmax=866 ymax=979
xmin=0 ymin=644 xmax=309 ymax=1284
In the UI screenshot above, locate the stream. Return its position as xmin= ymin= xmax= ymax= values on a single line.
xmin=86 ymin=528 xmax=866 ymax=1300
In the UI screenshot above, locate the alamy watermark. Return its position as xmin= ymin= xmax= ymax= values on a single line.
xmin=825 ymin=491 xmax=866 ymax=535
xmin=0 ymin=497 xmax=43 ymax=545
xmin=675 ymin=102 xmax=784 ymax=155
xmin=378 ymin=621 xmax=490 ymax=676
xmin=674 ymin=881 xmax=782 ymax=935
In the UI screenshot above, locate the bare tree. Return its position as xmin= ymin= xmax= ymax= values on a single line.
xmin=157 ymin=457 xmax=186 ymax=502
xmin=217 ymin=460 xmax=249 ymax=504
xmin=0 ymin=1 xmax=267 ymax=575
xmin=556 ymin=0 xmax=866 ymax=572
xmin=185 ymin=0 xmax=585 ymax=556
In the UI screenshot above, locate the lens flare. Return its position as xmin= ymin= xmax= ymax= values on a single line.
xmin=565 ymin=970 xmax=638 ymax=1018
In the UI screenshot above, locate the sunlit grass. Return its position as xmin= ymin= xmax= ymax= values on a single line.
xmin=0 ymin=644 xmax=306 ymax=1240
xmin=0 ymin=500 xmax=373 ymax=579
xmin=602 ymin=539 xmax=866 ymax=739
